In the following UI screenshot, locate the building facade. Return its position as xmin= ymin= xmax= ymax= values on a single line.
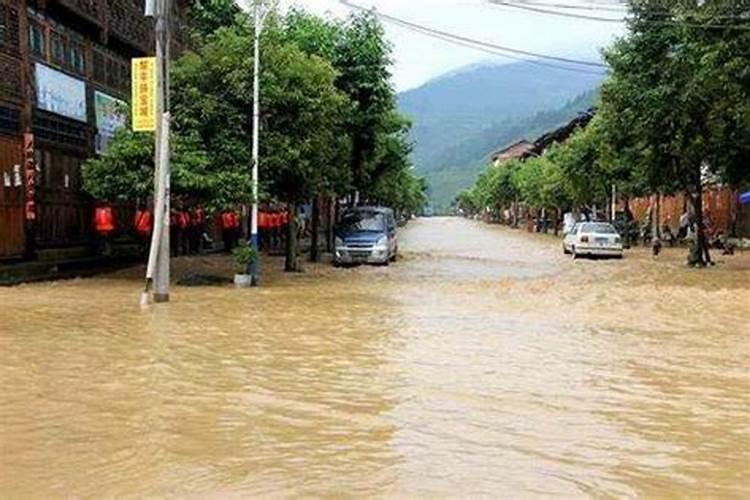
xmin=0 ymin=0 xmax=187 ymax=260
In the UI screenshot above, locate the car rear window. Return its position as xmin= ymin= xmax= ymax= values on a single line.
xmin=581 ymin=223 xmax=617 ymax=234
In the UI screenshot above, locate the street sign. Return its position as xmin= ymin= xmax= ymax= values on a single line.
xmin=131 ymin=57 xmax=156 ymax=132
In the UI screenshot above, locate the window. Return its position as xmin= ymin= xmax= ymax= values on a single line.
xmin=51 ymin=31 xmax=67 ymax=65
xmin=581 ymin=223 xmax=617 ymax=234
xmin=106 ymin=57 xmax=117 ymax=88
xmin=70 ymin=42 xmax=85 ymax=74
xmin=92 ymin=48 xmax=105 ymax=83
xmin=0 ymin=7 xmax=7 ymax=44
xmin=340 ymin=211 xmax=386 ymax=232
xmin=29 ymin=21 xmax=45 ymax=58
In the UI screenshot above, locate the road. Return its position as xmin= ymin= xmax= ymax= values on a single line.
xmin=1 ymin=217 xmax=748 ymax=497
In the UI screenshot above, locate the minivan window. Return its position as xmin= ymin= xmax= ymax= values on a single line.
xmin=341 ymin=211 xmax=385 ymax=232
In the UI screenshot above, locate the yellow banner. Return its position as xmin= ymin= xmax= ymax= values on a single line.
xmin=131 ymin=57 xmax=156 ymax=132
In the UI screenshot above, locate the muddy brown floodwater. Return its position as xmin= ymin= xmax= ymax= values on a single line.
xmin=1 ymin=217 xmax=749 ymax=498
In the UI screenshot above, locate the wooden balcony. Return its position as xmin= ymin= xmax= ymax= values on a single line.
xmin=0 ymin=53 xmax=22 ymax=104
xmin=55 ymin=0 xmax=105 ymax=26
xmin=107 ymin=0 xmax=153 ymax=53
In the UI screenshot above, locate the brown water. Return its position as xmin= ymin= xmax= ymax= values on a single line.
xmin=1 ymin=217 xmax=749 ymax=498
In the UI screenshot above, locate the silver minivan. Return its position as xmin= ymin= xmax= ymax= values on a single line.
xmin=334 ymin=207 xmax=398 ymax=265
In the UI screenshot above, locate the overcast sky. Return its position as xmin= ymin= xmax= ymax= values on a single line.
xmin=267 ymin=0 xmax=626 ymax=92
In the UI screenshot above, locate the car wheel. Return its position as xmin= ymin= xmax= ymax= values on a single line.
xmin=563 ymin=243 xmax=570 ymax=255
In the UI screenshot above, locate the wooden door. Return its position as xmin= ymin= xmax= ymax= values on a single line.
xmin=0 ymin=134 xmax=25 ymax=258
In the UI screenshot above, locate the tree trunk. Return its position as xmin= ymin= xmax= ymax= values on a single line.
xmin=310 ymin=196 xmax=320 ymax=262
xmin=687 ymin=186 xmax=711 ymax=267
xmin=651 ymin=193 xmax=662 ymax=255
xmin=285 ymin=202 xmax=299 ymax=272
xmin=326 ymin=197 xmax=335 ymax=253
xmin=730 ymin=188 xmax=738 ymax=237
xmin=652 ymin=194 xmax=660 ymax=242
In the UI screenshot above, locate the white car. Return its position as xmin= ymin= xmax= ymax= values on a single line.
xmin=563 ymin=222 xmax=624 ymax=259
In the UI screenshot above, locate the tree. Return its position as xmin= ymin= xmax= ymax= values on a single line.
xmin=187 ymin=0 xmax=244 ymax=39
xmin=335 ymin=12 xmax=397 ymax=195
xmin=84 ymin=8 xmax=420 ymax=274
xmin=600 ymin=0 xmax=750 ymax=265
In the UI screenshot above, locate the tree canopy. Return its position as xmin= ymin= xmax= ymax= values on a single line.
xmin=461 ymin=0 xmax=750 ymax=264
xmin=82 ymin=7 xmax=424 ymax=216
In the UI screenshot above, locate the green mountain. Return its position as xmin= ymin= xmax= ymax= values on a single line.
xmin=398 ymin=62 xmax=603 ymax=211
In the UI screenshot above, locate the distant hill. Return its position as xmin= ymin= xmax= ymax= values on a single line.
xmin=398 ymin=61 xmax=603 ymax=211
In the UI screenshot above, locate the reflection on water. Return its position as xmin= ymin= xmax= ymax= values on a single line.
xmin=1 ymin=217 xmax=748 ymax=497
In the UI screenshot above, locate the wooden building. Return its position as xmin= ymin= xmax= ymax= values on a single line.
xmin=0 ymin=0 xmax=188 ymax=260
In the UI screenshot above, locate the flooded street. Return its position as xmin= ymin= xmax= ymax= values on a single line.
xmin=1 ymin=217 xmax=749 ymax=497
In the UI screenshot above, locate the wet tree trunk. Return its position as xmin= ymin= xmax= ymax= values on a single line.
xmin=310 ymin=196 xmax=320 ymax=262
xmin=652 ymin=194 xmax=660 ymax=241
xmin=285 ymin=202 xmax=299 ymax=272
xmin=687 ymin=182 xmax=711 ymax=267
xmin=651 ymin=193 xmax=662 ymax=255
xmin=326 ymin=197 xmax=335 ymax=253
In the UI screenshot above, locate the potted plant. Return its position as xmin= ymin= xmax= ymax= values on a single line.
xmin=232 ymin=240 xmax=257 ymax=288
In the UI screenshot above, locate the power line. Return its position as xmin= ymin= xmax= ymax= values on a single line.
xmin=387 ymin=20 xmax=608 ymax=76
xmin=339 ymin=0 xmax=608 ymax=69
xmin=489 ymin=0 xmax=750 ymax=30
xmin=509 ymin=0 xmax=627 ymax=13
xmin=493 ymin=0 xmax=624 ymax=22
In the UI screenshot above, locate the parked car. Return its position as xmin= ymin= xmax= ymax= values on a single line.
xmin=563 ymin=222 xmax=624 ymax=259
xmin=334 ymin=206 xmax=398 ymax=266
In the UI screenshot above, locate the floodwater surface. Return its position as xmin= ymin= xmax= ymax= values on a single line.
xmin=1 ymin=217 xmax=749 ymax=497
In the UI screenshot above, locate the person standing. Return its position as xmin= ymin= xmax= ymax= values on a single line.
xmin=189 ymin=205 xmax=206 ymax=254
xmin=221 ymin=209 xmax=239 ymax=252
xmin=259 ymin=207 xmax=270 ymax=251
xmin=94 ymin=203 xmax=116 ymax=256
xmin=270 ymin=208 xmax=281 ymax=251
xmin=134 ymin=205 xmax=153 ymax=259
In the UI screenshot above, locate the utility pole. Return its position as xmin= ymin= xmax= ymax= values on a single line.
xmin=143 ymin=0 xmax=171 ymax=304
xmin=248 ymin=0 xmax=278 ymax=286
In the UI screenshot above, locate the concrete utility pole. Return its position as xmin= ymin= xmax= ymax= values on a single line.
xmin=144 ymin=0 xmax=172 ymax=303
xmin=248 ymin=0 xmax=278 ymax=286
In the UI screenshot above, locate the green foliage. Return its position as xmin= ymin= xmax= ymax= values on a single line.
xmin=232 ymin=239 xmax=257 ymax=273
xmin=599 ymin=0 xmax=750 ymax=195
xmin=462 ymin=0 xmax=749 ymax=230
xmin=187 ymin=0 xmax=244 ymax=39
xmin=82 ymin=7 xmax=422 ymax=217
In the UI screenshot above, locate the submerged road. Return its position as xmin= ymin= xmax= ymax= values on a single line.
xmin=1 ymin=217 xmax=749 ymax=497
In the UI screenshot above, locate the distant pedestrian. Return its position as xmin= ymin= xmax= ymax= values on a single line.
xmin=134 ymin=206 xmax=153 ymax=258
xmin=94 ymin=203 xmax=116 ymax=256
xmin=221 ymin=210 xmax=240 ymax=252
xmin=189 ymin=205 xmax=206 ymax=254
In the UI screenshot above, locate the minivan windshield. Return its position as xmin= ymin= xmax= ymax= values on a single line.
xmin=340 ymin=211 xmax=386 ymax=232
